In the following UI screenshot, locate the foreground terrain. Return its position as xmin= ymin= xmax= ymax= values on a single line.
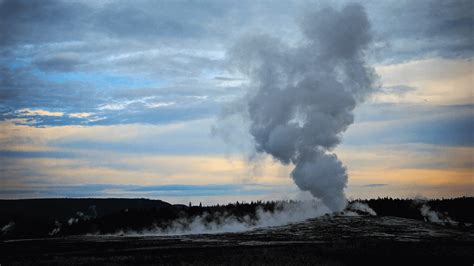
xmin=2 ymin=215 xmax=473 ymax=265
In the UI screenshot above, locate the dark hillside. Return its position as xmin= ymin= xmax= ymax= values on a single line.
xmin=1 ymin=197 xmax=472 ymax=239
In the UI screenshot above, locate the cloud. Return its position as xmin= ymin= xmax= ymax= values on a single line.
xmin=0 ymin=0 xmax=472 ymax=202
xmin=1 ymin=117 xmax=472 ymax=200
xmin=0 ymin=183 xmax=276 ymax=198
xmin=337 ymin=143 xmax=474 ymax=173
xmin=0 ymin=150 xmax=75 ymax=159
xmin=33 ymin=53 xmax=84 ymax=72
xmin=366 ymin=0 xmax=474 ymax=63
xmin=97 ymin=103 xmax=128 ymax=111
xmin=362 ymin=184 xmax=388 ymax=187
xmin=97 ymin=99 xmax=175 ymax=111
xmin=378 ymin=85 xmax=417 ymax=95
xmin=349 ymin=168 xmax=473 ymax=190
xmin=17 ymin=108 xmax=64 ymax=117
xmin=1 ymin=1 xmax=472 ymax=128
xmin=372 ymin=58 xmax=473 ymax=105
xmin=145 ymin=101 xmax=175 ymax=109
xmin=69 ymin=112 xmax=93 ymax=119
xmin=345 ymin=103 xmax=474 ymax=146
xmin=0 ymin=0 xmax=88 ymax=47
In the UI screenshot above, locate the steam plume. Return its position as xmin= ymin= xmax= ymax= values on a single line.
xmin=1 ymin=221 xmax=14 ymax=235
xmin=223 ymin=3 xmax=377 ymax=211
xmin=346 ymin=202 xmax=376 ymax=216
xmin=120 ymin=201 xmax=331 ymax=236
xmin=415 ymin=199 xmax=457 ymax=226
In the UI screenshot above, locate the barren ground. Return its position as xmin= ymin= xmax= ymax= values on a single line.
xmin=2 ymin=215 xmax=473 ymax=265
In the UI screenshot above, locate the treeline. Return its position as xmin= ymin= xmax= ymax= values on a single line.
xmin=0 ymin=198 xmax=171 ymax=239
xmin=61 ymin=200 xmax=288 ymax=236
xmin=0 ymin=199 xmax=289 ymax=239
xmin=358 ymin=197 xmax=474 ymax=224
xmin=0 ymin=197 xmax=472 ymax=239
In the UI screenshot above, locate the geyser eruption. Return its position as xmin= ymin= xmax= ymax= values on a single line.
xmin=224 ymin=3 xmax=377 ymax=212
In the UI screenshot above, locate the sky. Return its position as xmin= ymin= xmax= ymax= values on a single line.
xmin=0 ymin=0 xmax=473 ymax=204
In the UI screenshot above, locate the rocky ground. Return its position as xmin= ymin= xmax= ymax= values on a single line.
xmin=1 ymin=215 xmax=473 ymax=265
